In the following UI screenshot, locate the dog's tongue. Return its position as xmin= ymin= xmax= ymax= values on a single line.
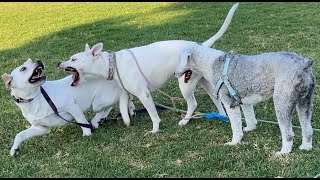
xmin=71 ymin=72 xmax=79 ymax=86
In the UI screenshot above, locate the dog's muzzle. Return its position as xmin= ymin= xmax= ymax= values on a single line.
xmin=28 ymin=60 xmax=46 ymax=84
xmin=175 ymin=70 xmax=192 ymax=83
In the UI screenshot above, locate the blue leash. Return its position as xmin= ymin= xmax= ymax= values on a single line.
xmin=203 ymin=112 xmax=229 ymax=123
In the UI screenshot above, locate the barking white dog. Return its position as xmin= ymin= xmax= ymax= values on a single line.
xmin=58 ymin=3 xmax=239 ymax=133
xmin=2 ymin=58 xmax=134 ymax=156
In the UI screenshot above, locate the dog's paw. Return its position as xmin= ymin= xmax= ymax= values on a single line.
xmin=178 ymin=119 xmax=189 ymax=126
xmin=275 ymin=151 xmax=290 ymax=157
xmin=10 ymin=147 xmax=19 ymax=157
xmin=243 ymin=126 xmax=256 ymax=132
xmin=123 ymin=119 xmax=130 ymax=127
xmin=129 ymin=104 xmax=136 ymax=117
xmin=144 ymin=129 xmax=160 ymax=136
xmin=299 ymin=143 xmax=312 ymax=151
xmin=82 ymin=129 xmax=92 ymax=136
xmin=224 ymin=141 xmax=239 ymax=146
xmin=91 ymin=121 xmax=99 ymax=129
xmin=129 ymin=112 xmax=136 ymax=118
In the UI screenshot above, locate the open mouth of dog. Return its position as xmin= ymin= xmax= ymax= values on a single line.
xmin=64 ymin=67 xmax=80 ymax=86
xmin=28 ymin=64 xmax=46 ymax=84
xmin=183 ymin=70 xmax=192 ymax=83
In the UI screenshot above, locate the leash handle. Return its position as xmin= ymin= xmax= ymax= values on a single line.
xmin=40 ymin=86 xmax=93 ymax=130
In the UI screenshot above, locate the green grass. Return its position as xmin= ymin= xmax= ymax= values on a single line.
xmin=1 ymin=2 xmax=320 ymax=178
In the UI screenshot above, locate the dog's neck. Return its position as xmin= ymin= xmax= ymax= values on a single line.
xmin=10 ymin=87 xmax=40 ymax=103
xmin=91 ymin=52 xmax=113 ymax=79
xmin=192 ymin=48 xmax=226 ymax=77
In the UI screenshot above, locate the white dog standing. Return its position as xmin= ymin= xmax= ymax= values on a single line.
xmin=2 ymin=58 xmax=133 ymax=156
xmin=58 ymin=3 xmax=239 ymax=133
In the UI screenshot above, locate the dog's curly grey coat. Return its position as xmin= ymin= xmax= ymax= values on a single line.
xmin=176 ymin=44 xmax=315 ymax=155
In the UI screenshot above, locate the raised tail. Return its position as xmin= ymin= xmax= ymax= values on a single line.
xmin=201 ymin=3 xmax=239 ymax=47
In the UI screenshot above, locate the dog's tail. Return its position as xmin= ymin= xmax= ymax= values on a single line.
xmin=201 ymin=3 xmax=239 ymax=47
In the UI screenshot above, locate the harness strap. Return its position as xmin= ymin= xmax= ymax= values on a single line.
xmin=212 ymin=52 xmax=241 ymax=102
xmin=113 ymin=52 xmax=129 ymax=93
xmin=40 ymin=86 xmax=93 ymax=130
xmin=124 ymin=49 xmax=152 ymax=90
xmin=123 ymin=49 xmax=183 ymax=112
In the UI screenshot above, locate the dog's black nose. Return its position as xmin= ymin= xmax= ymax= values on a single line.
xmin=57 ymin=62 xmax=62 ymax=68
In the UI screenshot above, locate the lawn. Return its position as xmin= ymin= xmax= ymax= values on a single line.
xmin=0 ymin=2 xmax=320 ymax=178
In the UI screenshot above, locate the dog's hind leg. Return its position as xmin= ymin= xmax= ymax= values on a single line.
xmin=241 ymin=104 xmax=257 ymax=132
xmin=91 ymin=107 xmax=113 ymax=129
xmin=119 ymin=91 xmax=131 ymax=127
xmin=296 ymin=75 xmax=315 ymax=151
xmin=199 ymin=77 xmax=226 ymax=116
xmin=177 ymin=75 xmax=202 ymax=126
xmin=10 ymin=125 xmax=50 ymax=156
xmin=273 ymin=93 xmax=296 ymax=156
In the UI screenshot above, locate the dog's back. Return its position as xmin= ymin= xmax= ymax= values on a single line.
xmin=44 ymin=75 xmax=122 ymax=113
xmin=227 ymin=51 xmax=314 ymax=100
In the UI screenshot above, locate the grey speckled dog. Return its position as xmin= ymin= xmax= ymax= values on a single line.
xmin=175 ymin=44 xmax=315 ymax=156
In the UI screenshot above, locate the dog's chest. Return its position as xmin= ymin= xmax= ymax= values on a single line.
xmin=18 ymin=101 xmax=67 ymax=127
xmin=241 ymin=94 xmax=269 ymax=105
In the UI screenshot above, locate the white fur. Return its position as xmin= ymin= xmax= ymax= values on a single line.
xmin=59 ymin=3 xmax=239 ymax=133
xmin=3 ymin=59 xmax=133 ymax=156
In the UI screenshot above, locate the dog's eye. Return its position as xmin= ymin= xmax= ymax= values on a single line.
xmin=71 ymin=58 xmax=77 ymax=62
xmin=20 ymin=67 xmax=27 ymax=72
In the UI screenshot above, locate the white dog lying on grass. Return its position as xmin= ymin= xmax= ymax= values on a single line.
xmin=58 ymin=3 xmax=239 ymax=134
xmin=2 ymin=58 xmax=134 ymax=156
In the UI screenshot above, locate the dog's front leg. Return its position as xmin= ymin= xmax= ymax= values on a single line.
xmin=91 ymin=107 xmax=113 ymax=129
xmin=199 ymin=77 xmax=227 ymax=116
xmin=221 ymin=96 xmax=243 ymax=145
xmin=66 ymin=104 xmax=92 ymax=136
xmin=119 ymin=91 xmax=131 ymax=127
xmin=177 ymin=75 xmax=201 ymax=126
xmin=10 ymin=125 xmax=50 ymax=156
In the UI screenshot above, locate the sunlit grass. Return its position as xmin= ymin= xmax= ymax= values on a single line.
xmin=1 ymin=2 xmax=320 ymax=178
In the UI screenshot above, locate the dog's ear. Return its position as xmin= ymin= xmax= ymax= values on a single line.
xmin=84 ymin=43 xmax=90 ymax=52
xmin=1 ymin=73 xmax=12 ymax=90
xmin=89 ymin=43 xmax=103 ymax=57
xmin=180 ymin=49 xmax=192 ymax=63
xmin=25 ymin=58 xmax=33 ymax=64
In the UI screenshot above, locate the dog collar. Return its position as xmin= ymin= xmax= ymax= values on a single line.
xmin=107 ymin=52 xmax=115 ymax=80
xmin=12 ymin=96 xmax=34 ymax=103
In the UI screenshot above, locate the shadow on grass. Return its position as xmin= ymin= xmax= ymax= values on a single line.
xmin=0 ymin=2 xmax=237 ymax=78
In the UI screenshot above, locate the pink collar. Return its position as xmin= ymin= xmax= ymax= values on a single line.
xmin=107 ymin=52 xmax=115 ymax=80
